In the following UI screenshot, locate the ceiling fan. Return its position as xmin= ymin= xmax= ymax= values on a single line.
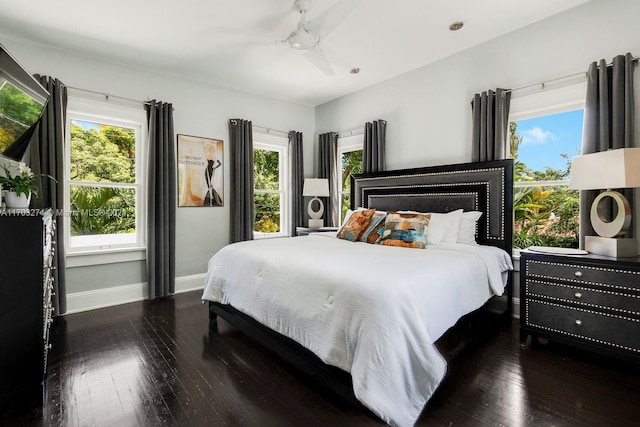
xmin=280 ymin=0 xmax=361 ymax=76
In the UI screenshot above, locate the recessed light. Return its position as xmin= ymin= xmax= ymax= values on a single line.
xmin=449 ymin=21 xmax=464 ymax=31
xmin=350 ymin=67 xmax=360 ymax=74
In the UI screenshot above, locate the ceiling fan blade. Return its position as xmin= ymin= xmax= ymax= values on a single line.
xmin=308 ymin=0 xmax=362 ymax=37
xmin=304 ymin=49 xmax=335 ymax=76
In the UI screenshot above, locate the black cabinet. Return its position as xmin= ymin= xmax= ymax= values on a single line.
xmin=0 ymin=211 xmax=55 ymax=415
xmin=520 ymin=251 xmax=640 ymax=363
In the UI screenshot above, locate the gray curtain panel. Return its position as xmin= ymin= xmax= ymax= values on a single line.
xmin=229 ymin=119 xmax=254 ymax=242
xmin=471 ymin=88 xmax=512 ymax=162
xmin=580 ymin=53 xmax=636 ymax=246
xmin=318 ymin=132 xmax=339 ymax=227
xmin=146 ymin=100 xmax=176 ymax=299
xmin=289 ymin=131 xmax=304 ymax=236
xmin=30 ymin=76 xmax=67 ymax=315
xmin=363 ymin=119 xmax=387 ymax=173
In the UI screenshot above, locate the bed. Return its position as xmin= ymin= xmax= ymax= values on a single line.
xmin=202 ymin=159 xmax=514 ymax=427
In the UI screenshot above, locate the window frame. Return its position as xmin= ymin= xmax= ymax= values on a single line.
xmin=337 ymin=134 xmax=363 ymax=224
xmin=509 ymin=82 xmax=586 ymax=252
xmin=64 ymin=96 xmax=147 ymax=261
xmin=253 ymin=132 xmax=290 ymax=239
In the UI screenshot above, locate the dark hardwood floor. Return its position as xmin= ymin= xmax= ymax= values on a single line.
xmin=2 ymin=291 xmax=639 ymax=427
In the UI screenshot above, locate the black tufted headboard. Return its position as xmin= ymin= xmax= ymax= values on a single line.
xmin=351 ymin=159 xmax=514 ymax=255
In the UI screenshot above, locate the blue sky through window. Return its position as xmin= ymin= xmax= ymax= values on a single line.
xmin=515 ymin=109 xmax=584 ymax=174
xmin=72 ymin=119 xmax=101 ymax=131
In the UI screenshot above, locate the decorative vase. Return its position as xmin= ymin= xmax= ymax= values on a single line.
xmin=5 ymin=191 xmax=31 ymax=210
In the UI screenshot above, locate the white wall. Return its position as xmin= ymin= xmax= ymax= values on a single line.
xmin=316 ymin=0 xmax=640 ymax=301
xmin=4 ymin=0 xmax=640 ymax=311
xmin=316 ymin=0 xmax=640 ymax=170
xmin=0 ymin=37 xmax=315 ymax=310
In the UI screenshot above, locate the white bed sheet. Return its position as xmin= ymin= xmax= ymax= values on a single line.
xmin=202 ymin=234 xmax=512 ymax=427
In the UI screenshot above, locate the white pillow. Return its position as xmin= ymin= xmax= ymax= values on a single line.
xmin=425 ymin=209 xmax=463 ymax=244
xmin=457 ymin=211 xmax=483 ymax=245
xmin=440 ymin=209 xmax=464 ymax=243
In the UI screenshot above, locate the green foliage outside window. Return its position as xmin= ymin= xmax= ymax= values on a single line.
xmin=71 ymin=124 xmax=135 ymax=183
xmin=341 ymin=150 xmax=362 ymax=221
xmin=253 ymin=148 xmax=281 ymax=233
xmin=69 ymin=122 xmax=136 ymax=236
xmin=70 ymin=186 xmax=135 ymax=236
xmin=511 ymin=122 xmax=579 ymax=249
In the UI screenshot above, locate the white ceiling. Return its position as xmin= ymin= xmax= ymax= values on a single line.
xmin=0 ymin=0 xmax=590 ymax=106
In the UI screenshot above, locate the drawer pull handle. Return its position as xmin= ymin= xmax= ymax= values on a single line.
xmin=575 ymin=319 xmax=582 ymax=326
xmin=574 ymin=292 xmax=583 ymax=299
xmin=574 ymin=271 xmax=583 ymax=278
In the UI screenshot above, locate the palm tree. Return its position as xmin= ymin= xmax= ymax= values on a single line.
xmin=70 ymin=187 xmax=135 ymax=235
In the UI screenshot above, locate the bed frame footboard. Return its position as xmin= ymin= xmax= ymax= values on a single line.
xmin=208 ymin=301 xmax=367 ymax=411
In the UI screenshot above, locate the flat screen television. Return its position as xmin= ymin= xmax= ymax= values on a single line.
xmin=0 ymin=42 xmax=49 ymax=163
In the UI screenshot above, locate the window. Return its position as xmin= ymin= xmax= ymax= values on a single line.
xmin=338 ymin=135 xmax=363 ymax=223
xmin=253 ymin=133 xmax=289 ymax=238
xmin=509 ymin=84 xmax=585 ymax=249
xmin=65 ymin=97 xmax=146 ymax=254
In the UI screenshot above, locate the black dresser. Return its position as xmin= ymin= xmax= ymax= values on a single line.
xmin=0 ymin=211 xmax=55 ymax=415
xmin=520 ymin=250 xmax=640 ymax=363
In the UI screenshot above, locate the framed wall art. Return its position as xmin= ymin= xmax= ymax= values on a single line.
xmin=177 ymin=134 xmax=224 ymax=207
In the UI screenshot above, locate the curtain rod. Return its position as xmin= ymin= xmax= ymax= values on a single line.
xmin=507 ymin=55 xmax=639 ymax=95
xmin=252 ymin=124 xmax=290 ymax=136
xmin=258 ymin=125 xmax=363 ymax=138
xmin=337 ymin=126 xmax=364 ymax=138
xmin=65 ymin=84 xmax=154 ymax=106
xmin=506 ymin=71 xmax=586 ymax=94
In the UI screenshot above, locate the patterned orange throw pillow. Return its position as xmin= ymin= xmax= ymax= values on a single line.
xmin=379 ymin=212 xmax=431 ymax=249
xmin=336 ymin=208 xmax=375 ymax=241
xmin=358 ymin=211 xmax=387 ymax=244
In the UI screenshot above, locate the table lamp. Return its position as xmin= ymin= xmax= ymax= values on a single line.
xmin=302 ymin=178 xmax=330 ymax=228
xmin=569 ymin=148 xmax=640 ymax=257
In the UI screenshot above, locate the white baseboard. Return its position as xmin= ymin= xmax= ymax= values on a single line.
xmin=65 ymin=275 xmax=520 ymax=320
xmin=65 ymin=273 xmax=206 ymax=314
xmin=175 ymin=273 xmax=207 ymax=294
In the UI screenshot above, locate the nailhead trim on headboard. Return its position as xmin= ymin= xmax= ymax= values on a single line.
xmin=352 ymin=162 xmax=510 ymax=250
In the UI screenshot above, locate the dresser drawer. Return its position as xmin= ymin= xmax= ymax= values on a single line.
xmin=525 ymin=259 xmax=640 ymax=291
xmin=526 ymin=279 xmax=640 ymax=316
xmin=525 ymin=300 xmax=640 ymax=354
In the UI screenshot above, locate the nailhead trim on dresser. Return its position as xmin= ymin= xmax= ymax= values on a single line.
xmin=527 ymin=259 xmax=640 ymax=293
xmin=526 ymin=300 xmax=640 ymax=354
xmin=526 ymin=279 xmax=640 ymax=316
xmin=520 ymin=251 xmax=640 ymax=363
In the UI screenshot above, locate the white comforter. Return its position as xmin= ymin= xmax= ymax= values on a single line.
xmin=202 ymin=234 xmax=512 ymax=427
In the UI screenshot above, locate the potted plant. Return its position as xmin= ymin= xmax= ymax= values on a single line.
xmin=0 ymin=162 xmax=55 ymax=210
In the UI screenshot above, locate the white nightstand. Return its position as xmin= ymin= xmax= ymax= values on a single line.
xmin=296 ymin=226 xmax=339 ymax=236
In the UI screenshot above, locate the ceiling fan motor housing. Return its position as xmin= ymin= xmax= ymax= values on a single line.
xmin=288 ymin=21 xmax=319 ymax=49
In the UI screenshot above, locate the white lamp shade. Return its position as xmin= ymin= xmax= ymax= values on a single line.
xmin=302 ymin=178 xmax=330 ymax=197
xmin=569 ymin=148 xmax=640 ymax=256
xmin=569 ymin=148 xmax=640 ymax=190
